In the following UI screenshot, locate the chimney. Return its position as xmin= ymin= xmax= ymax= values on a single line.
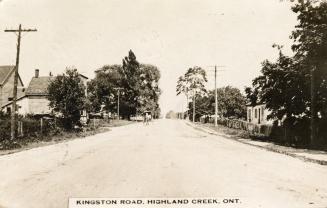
xmin=49 ymin=71 xmax=53 ymax=77
xmin=35 ymin=69 xmax=39 ymax=78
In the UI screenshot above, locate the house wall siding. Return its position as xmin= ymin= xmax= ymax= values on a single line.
xmin=247 ymin=104 xmax=273 ymax=125
xmin=0 ymin=72 xmax=24 ymax=108
xmin=16 ymin=97 xmax=29 ymax=115
xmin=28 ymin=96 xmax=51 ymax=115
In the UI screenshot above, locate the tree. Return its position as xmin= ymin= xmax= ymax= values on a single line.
xmin=137 ymin=64 xmax=162 ymax=118
xmin=176 ymin=66 xmax=207 ymax=122
xmin=48 ymin=68 xmax=86 ymax=130
xmin=216 ymin=86 xmax=247 ymax=118
xmin=176 ymin=75 xmax=191 ymax=118
xmin=245 ymin=0 xmax=327 ymax=146
xmin=87 ymin=65 xmax=123 ymax=113
xmin=120 ymin=50 xmax=141 ymax=116
xmin=246 ymin=49 xmax=308 ymax=120
xmin=290 ymin=0 xmax=327 ymax=146
xmin=190 ymin=86 xmax=247 ymax=122
xmin=88 ymin=50 xmax=162 ymax=119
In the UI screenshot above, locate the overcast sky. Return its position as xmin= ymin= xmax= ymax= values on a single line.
xmin=0 ymin=0 xmax=298 ymax=115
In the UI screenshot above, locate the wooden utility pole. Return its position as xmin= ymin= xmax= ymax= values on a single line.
xmin=186 ymin=88 xmax=189 ymax=120
xmin=113 ymin=87 xmax=123 ymax=120
xmin=193 ymin=88 xmax=196 ymax=122
xmin=4 ymin=24 xmax=37 ymax=140
xmin=207 ymin=65 xmax=225 ymax=126
xmin=215 ymin=66 xmax=218 ymax=126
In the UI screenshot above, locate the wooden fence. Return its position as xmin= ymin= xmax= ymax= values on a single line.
xmin=201 ymin=117 xmax=273 ymax=137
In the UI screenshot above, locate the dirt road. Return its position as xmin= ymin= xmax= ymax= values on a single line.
xmin=0 ymin=119 xmax=326 ymax=208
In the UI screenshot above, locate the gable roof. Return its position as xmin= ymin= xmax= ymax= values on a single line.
xmin=25 ymin=73 xmax=88 ymax=96
xmin=25 ymin=76 xmax=55 ymax=96
xmin=0 ymin=65 xmax=15 ymax=85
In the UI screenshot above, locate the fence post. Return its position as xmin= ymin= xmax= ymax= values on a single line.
xmin=40 ymin=118 xmax=43 ymax=134
xmin=18 ymin=121 xmax=23 ymax=137
xmin=17 ymin=121 xmax=20 ymax=137
xmin=21 ymin=121 xmax=24 ymax=137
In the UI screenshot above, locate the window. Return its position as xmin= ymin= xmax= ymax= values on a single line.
xmin=248 ymin=109 xmax=252 ymax=122
xmin=258 ymin=108 xmax=261 ymax=124
xmin=255 ymin=109 xmax=257 ymax=118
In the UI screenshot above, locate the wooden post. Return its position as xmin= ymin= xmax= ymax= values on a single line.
xmin=40 ymin=118 xmax=43 ymax=134
xmin=4 ymin=25 xmax=37 ymax=140
xmin=193 ymin=89 xmax=196 ymax=122
xmin=215 ymin=65 xmax=218 ymax=126
xmin=21 ymin=121 xmax=24 ymax=137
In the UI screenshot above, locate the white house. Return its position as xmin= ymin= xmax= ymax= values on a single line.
xmin=2 ymin=69 xmax=54 ymax=115
xmin=2 ymin=69 xmax=89 ymax=121
xmin=246 ymin=103 xmax=273 ymax=125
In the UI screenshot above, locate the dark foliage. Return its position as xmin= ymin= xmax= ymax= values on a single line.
xmin=88 ymin=50 xmax=161 ymax=119
xmin=48 ymin=68 xmax=86 ymax=130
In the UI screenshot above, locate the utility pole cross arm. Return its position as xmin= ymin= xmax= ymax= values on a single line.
xmin=5 ymin=29 xmax=37 ymax=32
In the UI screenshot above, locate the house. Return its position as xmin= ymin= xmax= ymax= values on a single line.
xmin=2 ymin=69 xmax=54 ymax=115
xmin=0 ymin=65 xmax=25 ymax=112
xmin=246 ymin=103 xmax=273 ymax=125
xmin=2 ymin=69 xmax=89 ymax=122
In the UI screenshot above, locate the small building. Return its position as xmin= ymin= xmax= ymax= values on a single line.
xmin=246 ymin=103 xmax=273 ymax=125
xmin=0 ymin=65 xmax=25 ymax=112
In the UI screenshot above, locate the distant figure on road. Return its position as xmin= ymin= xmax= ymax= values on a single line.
xmin=143 ymin=112 xmax=151 ymax=125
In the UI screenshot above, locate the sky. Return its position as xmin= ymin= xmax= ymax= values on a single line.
xmin=0 ymin=0 xmax=298 ymax=115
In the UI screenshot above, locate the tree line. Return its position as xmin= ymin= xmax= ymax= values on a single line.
xmin=48 ymin=50 xmax=161 ymax=129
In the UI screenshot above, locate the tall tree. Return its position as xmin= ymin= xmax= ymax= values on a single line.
xmin=291 ymin=0 xmax=327 ymax=145
xmin=246 ymin=0 xmax=327 ymax=146
xmin=246 ymin=49 xmax=308 ymax=120
xmin=176 ymin=75 xmax=190 ymax=118
xmin=48 ymin=68 xmax=86 ymax=129
xmin=120 ymin=50 xmax=141 ymax=116
xmin=137 ymin=64 xmax=162 ymax=117
xmin=177 ymin=66 xmax=207 ymax=122
xmin=88 ymin=50 xmax=162 ymax=119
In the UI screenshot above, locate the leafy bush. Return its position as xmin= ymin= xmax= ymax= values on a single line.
xmin=0 ymin=119 xmax=11 ymax=142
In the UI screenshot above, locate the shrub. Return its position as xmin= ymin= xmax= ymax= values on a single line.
xmin=0 ymin=119 xmax=11 ymax=142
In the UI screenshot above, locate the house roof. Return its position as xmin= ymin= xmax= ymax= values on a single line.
xmin=24 ymin=72 xmax=88 ymax=96
xmin=0 ymin=65 xmax=15 ymax=85
xmin=25 ymin=76 xmax=55 ymax=96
